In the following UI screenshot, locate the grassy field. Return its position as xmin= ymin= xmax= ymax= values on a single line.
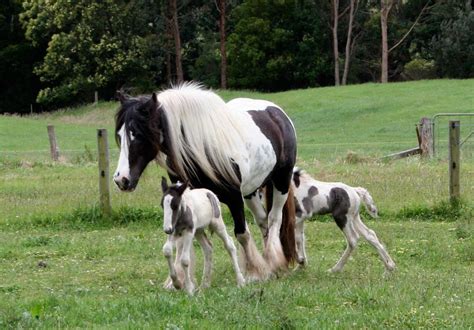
xmin=0 ymin=79 xmax=473 ymax=328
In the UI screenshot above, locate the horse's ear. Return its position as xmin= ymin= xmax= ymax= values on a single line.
xmin=176 ymin=181 xmax=188 ymax=195
xmin=116 ymin=90 xmax=127 ymax=104
xmin=161 ymin=176 xmax=168 ymax=192
xmin=151 ymin=92 xmax=158 ymax=104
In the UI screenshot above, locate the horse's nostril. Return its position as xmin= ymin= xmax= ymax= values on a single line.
xmin=122 ymin=177 xmax=130 ymax=189
xmin=115 ymin=172 xmax=120 ymax=178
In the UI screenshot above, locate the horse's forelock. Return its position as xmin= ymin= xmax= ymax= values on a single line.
xmin=115 ymin=96 xmax=161 ymax=147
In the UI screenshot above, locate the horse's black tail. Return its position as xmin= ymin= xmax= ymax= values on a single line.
xmin=264 ymin=182 xmax=297 ymax=265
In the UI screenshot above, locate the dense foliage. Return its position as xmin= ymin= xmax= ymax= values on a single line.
xmin=0 ymin=0 xmax=472 ymax=113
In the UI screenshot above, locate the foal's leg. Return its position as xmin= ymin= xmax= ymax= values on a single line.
xmin=180 ymin=230 xmax=196 ymax=295
xmin=265 ymin=187 xmax=289 ymax=273
xmin=330 ymin=215 xmax=359 ymax=273
xmin=211 ymin=218 xmax=245 ymax=287
xmin=228 ymin=196 xmax=270 ymax=282
xmin=162 ymin=235 xmax=182 ymax=289
xmin=353 ymin=214 xmax=396 ymax=271
xmin=195 ymin=230 xmax=213 ymax=290
xmin=244 ymin=193 xmax=268 ymax=241
xmin=295 ymin=219 xmax=307 ymax=266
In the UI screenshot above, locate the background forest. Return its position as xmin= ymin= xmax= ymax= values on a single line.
xmin=1 ymin=0 xmax=473 ymax=113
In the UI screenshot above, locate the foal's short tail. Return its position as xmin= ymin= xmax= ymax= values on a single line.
xmin=354 ymin=187 xmax=378 ymax=218
xmin=264 ymin=183 xmax=297 ymax=265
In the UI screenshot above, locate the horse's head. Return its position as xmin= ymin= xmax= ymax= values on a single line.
xmin=160 ymin=177 xmax=189 ymax=234
xmin=113 ymin=91 xmax=162 ymax=191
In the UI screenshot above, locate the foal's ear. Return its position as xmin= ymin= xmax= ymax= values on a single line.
xmin=115 ymin=90 xmax=128 ymax=104
xmin=161 ymin=176 xmax=168 ymax=192
xmin=176 ymin=181 xmax=188 ymax=195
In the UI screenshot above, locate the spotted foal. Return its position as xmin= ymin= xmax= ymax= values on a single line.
xmin=292 ymin=168 xmax=396 ymax=272
xmin=160 ymin=177 xmax=245 ymax=295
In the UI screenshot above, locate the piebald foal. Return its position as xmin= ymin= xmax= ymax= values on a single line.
xmin=161 ymin=177 xmax=245 ymax=295
xmin=292 ymin=168 xmax=396 ymax=272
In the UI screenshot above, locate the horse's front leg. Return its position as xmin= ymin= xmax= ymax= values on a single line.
xmin=162 ymin=235 xmax=182 ymax=290
xmin=295 ymin=219 xmax=307 ymax=267
xmin=180 ymin=230 xmax=196 ymax=295
xmin=228 ymin=196 xmax=271 ymax=282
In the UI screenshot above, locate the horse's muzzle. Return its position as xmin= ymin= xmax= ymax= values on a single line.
xmin=114 ymin=176 xmax=136 ymax=192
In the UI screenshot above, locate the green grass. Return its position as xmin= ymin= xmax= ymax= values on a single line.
xmin=0 ymin=79 xmax=473 ymax=327
xmin=1 ymin=220 xmax=472 ymax=328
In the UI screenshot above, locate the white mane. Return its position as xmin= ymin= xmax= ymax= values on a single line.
xmin=158 ymin=83 xmax=245 ymax=186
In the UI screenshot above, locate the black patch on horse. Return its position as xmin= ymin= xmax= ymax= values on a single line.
xmin=302 ymin=186 xmax=318 ymax=214
xmin=174 ymin=206 xmax=193 ymax=234
xmin=293 ymin=170 xmax=301 ymax=188
xmin=294 ymin=197 xmax=303 ymax=218
xmin=247 ymin=106 xmax=297 ymax=194
xmin=328 ymin=187 xmax=351 ymax=229
xmin=207 ymin=192 xmax=221 ymax=218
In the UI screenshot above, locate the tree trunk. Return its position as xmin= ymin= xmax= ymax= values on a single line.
xmin=170 ymin=0 xmax=183 ymax=83
xmin=380 ymin=0 xmax=393 ymax=83
xmin=218 ymin=0 xmax=227 ymax=89
xmin=342 ymin=0 xmax=357 ymax=85
xmin=332 ymin=0 xmax=340 ymax=86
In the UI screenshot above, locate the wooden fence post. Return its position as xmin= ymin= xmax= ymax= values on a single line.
xmin=449 ymin=120 xmax=460 ymax=203
xmin=97 ymin=129 xmax=112 ymax=217
xmin=47 ymin=125 xmax=59 ymax=161
xmin=419 ymin=117 xmax=433 ymax=158
xmin=94 ymin=91 xmax=99 ymax=105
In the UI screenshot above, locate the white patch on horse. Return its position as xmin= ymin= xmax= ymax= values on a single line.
xmin=226 ymin=99 xmax=278 ymax=196
xmin=114 ymin=125 xmax=130 ymax=183
xmin=162 ymin=195 xmax=173 ymax=233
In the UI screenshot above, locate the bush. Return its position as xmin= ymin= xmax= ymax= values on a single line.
xmin=402 ymin=58 xmax=437 ymax=80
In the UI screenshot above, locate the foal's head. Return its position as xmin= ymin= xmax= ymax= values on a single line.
xmin=113 ymin=92 xmax=163 ymax=191
xmin=160 ymin=177 xmax=190 ymax=234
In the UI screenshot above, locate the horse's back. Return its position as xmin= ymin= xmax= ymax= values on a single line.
xmin=185 ymin=189 xmax=221 ymax=228
xmin=226 ymin=97 xmax=297 ymax=195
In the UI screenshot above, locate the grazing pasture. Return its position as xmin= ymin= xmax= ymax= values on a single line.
xmin=0 ymin=80 xmax=473 ymax=328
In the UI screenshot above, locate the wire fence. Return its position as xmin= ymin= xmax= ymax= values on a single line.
xmin=433 ymin=114 xmax=474 ymax=160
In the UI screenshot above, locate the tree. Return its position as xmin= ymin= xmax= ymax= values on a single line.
xmin=169 ymin=0 xmax=184 ymax=83
xmin=380 ymin=0 xmax=395 ymax=83
xmin=331 ymin=0 xmax=341 ymax=86
xmin=431 ymin=4 xmax=474 ymax=78
xmin=0 ymin=0 xmax=42 ymax=113
xmin=218 ymin=0 xmax=227 ymax=89
xmin=342 ymin=0 xmax=359 ymax=85
xmin=228 ymin=0 xmax=331 ymax=91
xmin=21 ymin=0 xmax=162 ymax=108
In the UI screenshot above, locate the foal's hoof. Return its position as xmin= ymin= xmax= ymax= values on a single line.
xmin=163 ymin=277 xmax=182 ymax=290
xmin=386 ymin=262 xmax=396 ymax=272
xmin=328 ymin=267 xmax=342 ymax=273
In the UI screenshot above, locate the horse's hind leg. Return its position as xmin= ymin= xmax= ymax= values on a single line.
xmin=195 ymin=230 xmax=213 ymax=290
xmin=212 ymin=218 xmax=245 ymax=287
xmin=228 ymin=197 xmax=270 ymax=282
xmin=265 ymin=186 xmax=290 ymax=273
xmin=330 ymin=216 xmax=359 ymax=273
xmin=244 ymin=193 xmax=268 ymax=241
xmin=353 ymin=214 xmax=396 ymax=271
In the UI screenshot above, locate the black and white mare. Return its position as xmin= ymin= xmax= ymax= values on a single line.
xmin=113 ymin=83 xmax=297 ymax=280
